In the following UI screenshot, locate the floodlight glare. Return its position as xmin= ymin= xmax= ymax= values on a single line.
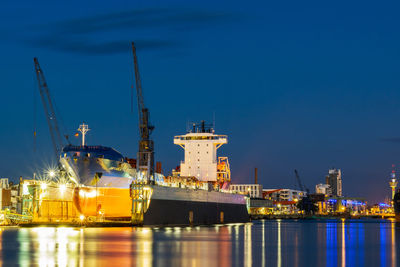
xmin=40 ymin=183 xmax=47 ymax=190
xmin=59 ymin=184 xmax=66 ymax=193
xmin=48 ymin=170 xmax=56 ymax=178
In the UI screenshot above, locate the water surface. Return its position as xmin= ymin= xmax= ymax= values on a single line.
xmin=0 ymin=219 xmax=398 ymax=266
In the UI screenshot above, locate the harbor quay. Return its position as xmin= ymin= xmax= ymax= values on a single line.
xmin=0 ymin=165 xmax=395 ymax=227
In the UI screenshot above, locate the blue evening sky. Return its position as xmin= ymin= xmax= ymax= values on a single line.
xmin=1 ymin=0 xmax=400 ymax=203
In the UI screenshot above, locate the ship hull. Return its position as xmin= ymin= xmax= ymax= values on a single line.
xmin=143 ymin=198 xmax=249 ymax=225
xmin=74 ymin=187 xmax=131 ymax=219
xmin=74 ymin=185 xmax=250 ymax=225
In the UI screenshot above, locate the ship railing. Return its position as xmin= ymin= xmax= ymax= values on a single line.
xmin=174 ymin=135 xmax=227 ymax=141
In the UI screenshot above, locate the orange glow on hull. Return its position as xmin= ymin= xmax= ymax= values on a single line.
xmin=74 ymin=187 xmax=131 ymax=218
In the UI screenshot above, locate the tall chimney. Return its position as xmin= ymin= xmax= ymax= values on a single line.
xmin=255 ymin=168 xmax=258 ymax=184
xmin=156 ymin=162 xmax=162 ymax=174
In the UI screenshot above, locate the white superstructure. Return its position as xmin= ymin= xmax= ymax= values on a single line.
xmin=174 ymin=122 xmax=227 ymax=182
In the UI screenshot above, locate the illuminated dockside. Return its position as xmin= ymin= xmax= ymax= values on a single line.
xmin=14 ymin=122 xmax=249 ymax=225
xmin=73 ymin=122 xmax=249 ymax=225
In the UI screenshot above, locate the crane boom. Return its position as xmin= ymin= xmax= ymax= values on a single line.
xmin=34 ymin=57 xmax=64 ymax=159
xmin=132 ymin=42 xmax=154 ymax=181
xmin=294 ymin=169 xmax=305 ymax=192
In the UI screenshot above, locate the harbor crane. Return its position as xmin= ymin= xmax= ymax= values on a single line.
xmin=34 ymin=58 xmax=66 ymax=159
xmin=294 ymin=169 xmax=316 ymax=214
xmin=294 ymin=169 xmax=309 ymax=194
xmin=131 ymin=42 xmax=155 ymax=182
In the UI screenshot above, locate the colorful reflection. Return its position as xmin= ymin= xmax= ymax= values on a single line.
xmin=244 ymin=223 xmax=252 ymax=267
xmin=16 ymin=227 xmax=80 ymax=267
xmin=390 ymin=222 xmax=396 ymax=267
xmin=277 ymin=220 xmax=281 ymax=267
xmin=341 ymin=220 xmax=345 ymax=267
xmin=0 ymin=228 xmax=2 ymax=266
xmin=261 ymin=220 xmax=265 ymax=267
xmin=345 ymin=221 xmax=363 ymax=266
xmin=381 ymin=222 xmax=387 ymax=267
xmin=0 ymin=220 xmax=396 ymax=266
xmin=326 ymin=221 xmax=338 ymax=267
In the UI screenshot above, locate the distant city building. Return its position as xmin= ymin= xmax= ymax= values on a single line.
xmin=325 ymin=169 xmax=342 ymax=197
xmin=263 ymin=189 xmax=307 ymax=202
xmin=229 ymin=184 xmax=263 ymax=198
xmin=315 ymin=183 xmax=332 ymax=196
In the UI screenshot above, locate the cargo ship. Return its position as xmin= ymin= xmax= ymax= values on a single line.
xmin=63 ymin=122 xmax=250 ymax=225
xmin=60 ymin=123 xmax=138 ymax=187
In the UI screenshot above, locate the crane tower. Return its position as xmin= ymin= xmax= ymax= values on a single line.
xmin=34 ymin=58 xmax=66 ymax=159
xmin=132 ymin=42 xmax=155 ymax=182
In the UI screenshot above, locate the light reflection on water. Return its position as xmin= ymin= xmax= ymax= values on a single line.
xmin=0 ymin=220 xmax=398 ymax=266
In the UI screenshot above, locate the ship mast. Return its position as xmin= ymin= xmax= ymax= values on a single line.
xmin=131 ymin=42 xmax=155 ymax=182
xmin=78 ymin=123 xmax=90 ymax=147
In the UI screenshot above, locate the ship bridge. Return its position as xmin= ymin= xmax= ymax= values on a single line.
xmin=174 ymin=121 xmax=228 ymax=182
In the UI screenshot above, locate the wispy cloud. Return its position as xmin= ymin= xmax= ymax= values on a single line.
xmin=27 ymin=7 xmax=237 ymax=55
xmin=380 ymin=137 xmax=400 ymax=143
xmin=32 ymin=38 xmax=176 ymax=55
